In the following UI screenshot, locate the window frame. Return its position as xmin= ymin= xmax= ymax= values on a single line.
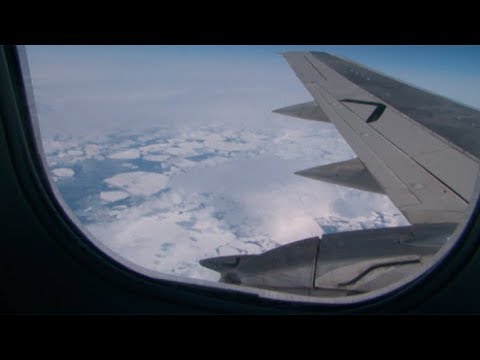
xmin=3 ymin=44 xmax=480 ymax=313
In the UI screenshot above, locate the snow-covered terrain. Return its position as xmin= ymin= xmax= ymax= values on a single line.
xmin=43 ymin=123 xmax=408 ymax=281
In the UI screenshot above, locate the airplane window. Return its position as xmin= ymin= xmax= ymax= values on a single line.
xmin=21 ymin=45 xmax=480 ymax=300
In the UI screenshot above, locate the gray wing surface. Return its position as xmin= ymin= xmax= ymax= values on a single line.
xmin=275 ymin=51 xmax=480 ymax=225
xmin=200 ymin=52 xmax=480 ymax=296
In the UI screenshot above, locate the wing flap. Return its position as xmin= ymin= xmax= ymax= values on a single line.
xmin=200 ymin=224 xmax=455 ymax=295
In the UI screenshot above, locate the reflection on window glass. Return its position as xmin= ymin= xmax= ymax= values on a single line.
xmin=24 ymin=46 xmax=480 ymax=296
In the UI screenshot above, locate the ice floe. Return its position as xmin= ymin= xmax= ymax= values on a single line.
xmin=104 ymin=171 xmax=169 ymax=196
xmin=100 ymin=191 xmax=130 ymax=203
xmin=52 ymin=168 xmax=75 ymax=177
xmin=108 ymin=149 xmax=141 ymax=160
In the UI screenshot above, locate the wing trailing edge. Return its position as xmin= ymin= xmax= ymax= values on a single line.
xmin=199 ymin=51 xmax=480 ymax=296
xmin=200 ymin=224 xmax=456 ymax=296
xmin=278 ymin=51 xmax=480 ymax=225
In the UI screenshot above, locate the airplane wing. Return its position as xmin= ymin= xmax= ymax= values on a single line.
xmin=200 ymin=52 xmax=480 ymax=296
xmin=274 ymin=51 xmax=480 ymax=225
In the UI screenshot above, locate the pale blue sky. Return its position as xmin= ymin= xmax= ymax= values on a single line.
xmin=26 ymin=45 xmax=480 ymax=137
